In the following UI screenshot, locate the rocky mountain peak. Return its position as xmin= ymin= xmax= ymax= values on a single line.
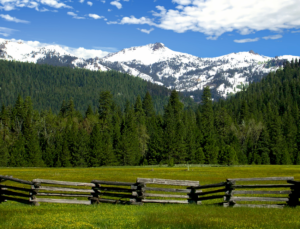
xmin=249 ymin=50 xmax=259 ymax=55
xmin=152 ymin=42 xmax=165 ymax=51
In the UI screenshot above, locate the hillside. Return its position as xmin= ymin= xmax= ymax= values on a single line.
xmin=1 ymin=38 xmax=299 ymax=101
xmin=0 ymin=60 xmax=193 ymax=114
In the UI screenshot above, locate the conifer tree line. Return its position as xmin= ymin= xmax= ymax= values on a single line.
xmin=0 ymin=60 xmax=194 ymax=114
xmin=0 ymin=59 xmax=300 ymax=167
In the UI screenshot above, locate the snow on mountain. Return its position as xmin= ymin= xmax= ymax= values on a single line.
xmin=1 ymin=38 xmax=299 ymax=100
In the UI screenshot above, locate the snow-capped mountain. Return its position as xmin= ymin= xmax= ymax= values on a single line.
xmin=1 ymin=38 xmax=299 ymax=100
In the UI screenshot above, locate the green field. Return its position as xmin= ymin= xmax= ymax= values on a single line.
xmin=0 ymin=165 xmax=300 ymax=229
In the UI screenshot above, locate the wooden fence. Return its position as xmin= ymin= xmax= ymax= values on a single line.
xmin=136 ymin=178 xmax=200 ymax=204
xmin=223 ymin=177 xmax=297 ymax=208
xmin=0 ymin=175 xmax=299 ymax=208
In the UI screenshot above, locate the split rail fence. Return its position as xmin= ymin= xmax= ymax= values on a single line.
xmin=0 ymin=175 xmax=299 ymax=208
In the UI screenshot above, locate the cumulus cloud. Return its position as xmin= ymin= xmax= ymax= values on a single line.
xmin=116 ymin=0 xmax=300 ymax=39
xmin=89 ymin=14 xmax=105 ymax=20
xmin=137 ymin=28 xmax=154 ymax=34
xmin=67 ymin=12 xmax=85 ymax=19
xmin=262 ymin=34 xmax=283 ymax=40
xmin=0 ymin=0 xmax=71 ymax=11
xmin=172 ymin=0 xmax=192 ymax=5
xmin=0 ymin=27 xmax=16 ymax=37
xmin=291 ymin=30 xmax=300 ymax=33
xmin=87 ymin=1 xmax=92 ymax=6
xmin=120 ymin=16 xmax=155 ymax=25
xmin=111 ymin=0 xmax=122 ymax=9
xmin=79 ymin=0 xmax=84 ymax=2
xmin=0 ymin=14 xmax=29 ymax=23
xmin=234 ymin=38 xmax=260 ymax=43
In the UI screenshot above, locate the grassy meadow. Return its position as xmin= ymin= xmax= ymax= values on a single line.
xmin=0 ymin=165 xmax=300 ymax=229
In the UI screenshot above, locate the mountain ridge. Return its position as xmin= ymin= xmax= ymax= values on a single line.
xmin=1 ymin=38 xmax=299 ymax=100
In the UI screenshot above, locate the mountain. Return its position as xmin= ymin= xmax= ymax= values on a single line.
xmin=1 ymin=38 xmax=299 ymax=101
xmin=0 ymin=59 xmax=195 ymax=114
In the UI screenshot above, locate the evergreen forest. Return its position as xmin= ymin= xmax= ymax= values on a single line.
xmin=0 ymin=59 xmax=300 ymax=167
xmin=0 ymin=60 xmax=193 ymax=114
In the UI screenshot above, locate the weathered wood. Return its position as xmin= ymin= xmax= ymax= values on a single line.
xmin=142 ymin=199 xmax=189 ymax=204
xmin=33 ymin=179 xmax=95 ymax=187
xmin=36 ymin=186 xmax=95 ymax=193
xmin=0 ymin=175 xmax=13 ymax=182
xmin=88 ymin=197 xmax=137 ymax=205
xmin=36 ymin=193 xmax=93 ymax=198
xmin=0 ymin=185 xmax=33 ymax=193
xmin=92 ymin=180 xmax=136 ymax=186
xmin=31 ymin=198 xmax=91 ymax=205
xmin=229 ymin=196 xmax=289 ymax=202
xmin=223 ymin=203 xmax=285 ymax=208
xmin=233 ymin=184 xmax=294 ymax=188
xmin=95 ymin=186 xmax=137 ymax=193
xmin=1 ymin=196 xmax=30 ymax=204
xmin=96 ymin=192 xmax=136 ymax=199
xmin=192 ymin=182 xmax=227 ymax=190
xmin=142 ymin=187 xmax=196 ymax=193
xmin=227 ymin=177 xmax=294 ymax=182
xmin=197 ymin=195 xmax=225 ymax=201
xmin=0 ymin=176 xmax=33 ymax=185
xmin=143 ymin=193 xmax=190 ymax=199
xmin=197 ymin=188 xmax=227 ymax=196
xmin=287 ymin=180 xmax=300 ymax=185
xmin=137 ymin=178 xmax=199 ymax=187
xmin=2 ymin=190 xmax=31 ymax=198
xmin=228 ymin=190 xmax=292 ymax=195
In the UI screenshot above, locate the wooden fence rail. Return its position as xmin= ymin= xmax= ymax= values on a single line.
xmin=223 ymin=177 xmax=297 ymax=208
xmin=0 ymin=175 xmax=299 ymax=208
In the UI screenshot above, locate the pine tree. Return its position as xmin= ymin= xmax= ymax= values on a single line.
xmin=163 ymin=90 xmax=184 ymax=164
xmin=134 ymin=95 xmax=149 ymax=163
xmin=0 ymin=137 xmax=9 ymax=166
xmin=23 ymin=108 xmax=44 ymax=167
xmin=201 ymin=87 xmax=218 ymax=164
xmin=119 ymin=103 xmax=140 ymax=165
xmin=98 ymin=91 xmax=114 ymax=165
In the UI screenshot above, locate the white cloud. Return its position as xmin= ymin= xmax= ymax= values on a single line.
xmin=292 ymin=30 xmax=300 ymax=33
xmin=108 ymin=9 xmax=111 ymax=11
xmin=0 ymin=14 xmax=29 ymax=23
xmin=0 ymin=27 xmax=16 ymax=37
xmin=79 ymin=0 xmax=84 ymax=3
xmin=117 ymin=0 xmax=300 ymax=39
xmin=87 ymin=1 xmax=92 ymax=6
xmin=120 ymin=16 xmax=155 ymax=25
xmin=67 ymin=12 xmax=85 ymax=19
xmin=172 ymin=0 xmax=191 ymax=5
xmin=137 ymin=28 xmax=154 ymax=34
xmin=111 ymin=0 xmax=121 ymax=9
xmin=262 ymin=34 xmax=283 ymax=40
xmin=0 ymin=0 xmax=71 ymax=11
xmin=100 ymin=0 xmax=105 ymax=3
xmin=234 ymin=38 xmax=260 ymax=43
xmin=89 ymin=14 xmax=105 ymax=20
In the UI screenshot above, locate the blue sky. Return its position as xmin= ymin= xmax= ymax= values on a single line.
xmin=1 ymin=0 xmax=300 ymax=58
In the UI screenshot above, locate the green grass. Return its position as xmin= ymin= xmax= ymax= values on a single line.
xmin=0 ymin=165 xmax=300 ymax=229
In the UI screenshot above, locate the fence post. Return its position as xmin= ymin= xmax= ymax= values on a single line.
xmin=288 ymin=181 xmax=300 ymax=207
xmin=188 ymin=187 xmax=200 ymax=205
xmin=223 ymin=180 xmax=235 ymax=207
xmin=30 ymin=182 xmax=40 ymax=206
xmin=131 ymin=182 xmax=144 ymax=205
xmin=91 ymin=184 xmax=100 ymax=205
